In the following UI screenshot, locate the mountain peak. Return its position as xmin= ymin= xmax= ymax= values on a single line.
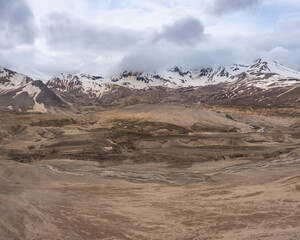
xmin=252 ymin=58 xmax=280 ymax=66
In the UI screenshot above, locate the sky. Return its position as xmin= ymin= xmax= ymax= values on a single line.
xmin=0 ymin=0 xmax=300 ymax=78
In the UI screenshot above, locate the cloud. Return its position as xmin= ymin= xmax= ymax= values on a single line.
xmin=1 ymin=0 xmax=300 ymax=77
xmin=249 ymin=17 xmax=300 ymax=70
xmin=45 ymin=13 xmax=142 ymax=52
xmin=42 ymin=15 xmax=207 ymax=75
xmin=207 ymin=0 xmax=260 ymax=15
xmin=116 ymin=40 xmax=249 ymax=74
xmin=116 ymin=12 xmax=300 ymax=73
xmin=154 ymin=17 xmax=205 ymax=46
xmin=275 ymin=17 xmax=300 ymax=49
xmin=0 ymin=0 xmax=36 ymax=48
xmin=114 ymin=17 xmax=206 ymax=72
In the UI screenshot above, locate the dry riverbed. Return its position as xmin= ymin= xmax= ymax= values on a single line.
xmin=0 ymin=157 xmax=300 ymax=240
xmin=0 ymin=105 xmax=300 ymax=239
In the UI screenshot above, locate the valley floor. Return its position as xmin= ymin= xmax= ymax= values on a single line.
xmin=0 ymin=104 xmax=299 ymax=239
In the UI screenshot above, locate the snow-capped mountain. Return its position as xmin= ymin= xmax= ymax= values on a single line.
xmin=46 ymin=73 xmax=112 ymax=97
xmin=0 ymin=67 xmax=32 ymax=92
xmin=0 ymin=67 xmax=71 ymax=113
xmin=228 ymin=59 xmax=300 ymax=89
xmin=108 ymin=66 xmax=238 ymax=88
xmin=46 ymin=59 xmax=300 ymax=97
xmin=1 ymin=58 xmax=299 ymax=113
xmin=158 ymin=59 xmax=300 ymax=88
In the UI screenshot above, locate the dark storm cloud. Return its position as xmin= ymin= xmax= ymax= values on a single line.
xmin=45 ymin=13 xmax=142 ymax=51
xmin=0 ymin=0 xmax=36 ymax=48
xmin=208 ymin=0 xmax=260 ymax=15
xmin=116 ymin=46 xmax=175 ymax=72
xmin=154 ymin=17 xmax=205 ymax=46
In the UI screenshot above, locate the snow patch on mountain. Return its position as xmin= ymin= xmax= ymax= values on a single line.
xmin=14 ymin=84 xmax=47 ymax=113
xmin=47 ymin=73 xmax=111 ymax=96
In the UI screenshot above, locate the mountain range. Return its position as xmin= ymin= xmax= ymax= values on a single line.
xmin=1 ymin=59 xmax=300 ymax=113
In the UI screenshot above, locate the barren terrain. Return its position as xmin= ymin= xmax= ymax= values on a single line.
xmin=0 ymin=104 xmax=300 ymax=239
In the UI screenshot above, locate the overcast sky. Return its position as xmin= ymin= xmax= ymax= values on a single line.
xmin=0 ymin=0 xmax=300 ymax=78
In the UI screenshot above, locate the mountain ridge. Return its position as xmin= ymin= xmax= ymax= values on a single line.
xmin=1 ymin=58 xmax=300 ymax=113
xmin=46 ymin=59 xmax=300 ymax=95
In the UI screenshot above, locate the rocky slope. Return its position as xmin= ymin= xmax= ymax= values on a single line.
xmin=0 ymin=67 xmax=73 ymax=113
